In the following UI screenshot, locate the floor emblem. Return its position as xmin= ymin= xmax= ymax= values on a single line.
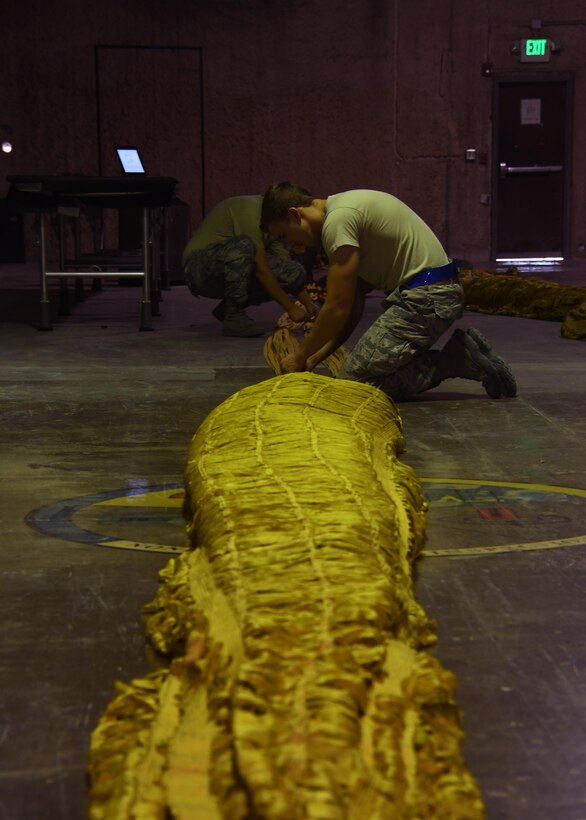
xmin=26 ymin=479 xmax=586 ymax=557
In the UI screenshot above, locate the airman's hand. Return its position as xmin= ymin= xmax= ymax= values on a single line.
xmin=280 ymin=352 xmax=306 ymax=374
xmin=287 ymin=304 xmax=311 ymax=324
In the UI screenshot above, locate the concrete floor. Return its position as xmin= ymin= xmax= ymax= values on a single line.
xmin=0 ymin=261 xmax=585 ymax=819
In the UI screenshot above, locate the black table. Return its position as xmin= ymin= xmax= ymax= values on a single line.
xmin=6 ymin=175 xmax=177 ymax=330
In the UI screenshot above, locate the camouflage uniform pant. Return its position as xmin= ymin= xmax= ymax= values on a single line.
xmin=183 ymin=235 xmax=307 ymax=307
xmin=338 ymin=280 xmax=465 ymax=401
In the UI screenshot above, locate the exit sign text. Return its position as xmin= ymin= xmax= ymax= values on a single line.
xmin=520 ymin=38 xmax=551 ymax=62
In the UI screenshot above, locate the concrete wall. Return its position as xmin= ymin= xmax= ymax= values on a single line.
xmin=1 ymin=0 xmax=585 ymax=262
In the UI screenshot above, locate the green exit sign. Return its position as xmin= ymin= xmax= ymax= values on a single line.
xmin=521 ymin=38 xmax=551 ymax=62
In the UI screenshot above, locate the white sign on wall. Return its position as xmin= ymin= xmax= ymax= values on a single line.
xmin=521 ymin=98 xmax=542 ymax=125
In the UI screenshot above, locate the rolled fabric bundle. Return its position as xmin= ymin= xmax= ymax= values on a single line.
xmin=270 ymin=282 xmax=350 ymax=376
xmin=263 ymin=327 xmax=301 ymax=375
xmin=263 ymin=327 xmax=349 ymax=377
xmin=562 ymin=299 xmax=586 ymax=340
xmin=460 ymin=267 xmax=586 ymax=340
xmin=88 ymin=373 xmax=484 ymax=819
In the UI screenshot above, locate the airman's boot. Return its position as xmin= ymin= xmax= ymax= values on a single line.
xmin=436 ymin=328 xmax=517 ymax=398
xmin=221 ymin=298 xmax=264 ymax=337
xmin=466 ymin=328 xmax=517 ymax=397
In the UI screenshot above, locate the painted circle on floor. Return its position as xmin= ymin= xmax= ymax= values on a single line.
xmin=25 ymin=478 xmax=586 ymax=557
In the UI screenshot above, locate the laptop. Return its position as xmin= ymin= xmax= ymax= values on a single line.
xmin=116 ymin=146 xmax=147 ymax=175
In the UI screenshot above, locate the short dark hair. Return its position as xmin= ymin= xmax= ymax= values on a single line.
xmin=260 ymin=182 xmax=314 ymax=231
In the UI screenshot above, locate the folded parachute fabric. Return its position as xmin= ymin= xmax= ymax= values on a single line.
xmin=460 ymin=267 xmax=586 ymax=340
xmin=270 ymin=282 xmax=350 ymax=375
xmin=263 ymin=327 xmax=349 ymax=377
xmin=87 ymin=372 xmax=485 ymax=819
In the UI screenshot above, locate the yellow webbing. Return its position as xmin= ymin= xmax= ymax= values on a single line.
xmin=88 ymin=373 xmax=484 ymax=819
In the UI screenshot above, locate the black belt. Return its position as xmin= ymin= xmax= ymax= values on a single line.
xmin=403 ymin=260 xmax=459 ymax=289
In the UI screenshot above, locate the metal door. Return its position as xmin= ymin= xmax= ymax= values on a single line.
xmin=492 ymin=76 xmax=572 ymax=260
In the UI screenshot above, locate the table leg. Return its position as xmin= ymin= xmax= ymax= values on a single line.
xmin=140 ymin=207 xmax=154 ymax=331
xmin=38 ymin=213 xmax=53 ymax=331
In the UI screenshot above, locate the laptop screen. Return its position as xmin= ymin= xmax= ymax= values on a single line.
xmin=116 ymin=147 xmax=146 ymax=174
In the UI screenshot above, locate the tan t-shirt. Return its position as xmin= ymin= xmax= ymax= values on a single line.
xmin=181 ymin=195 xmax=287 ymax=268
xmin=322 ymin=190 xmax=449 ymax=291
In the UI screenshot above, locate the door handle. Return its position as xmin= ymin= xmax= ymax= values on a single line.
xmin=499 ymin=162 xmax=563 ymax=178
